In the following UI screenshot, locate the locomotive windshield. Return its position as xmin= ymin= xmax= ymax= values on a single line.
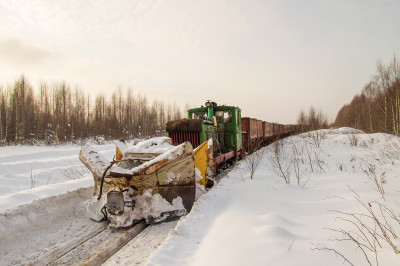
xmin=215 ymin=110 xmax=232 ymax=124
xmin=191 ymin=111 xmax=208 ymax=120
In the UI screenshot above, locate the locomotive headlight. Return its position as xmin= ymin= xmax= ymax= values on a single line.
xmin=106 ymin=191 xmax=124 ymax=215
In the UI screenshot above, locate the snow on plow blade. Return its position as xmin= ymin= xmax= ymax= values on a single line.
xmin=80 ymin=138 xmax=196 ymax=227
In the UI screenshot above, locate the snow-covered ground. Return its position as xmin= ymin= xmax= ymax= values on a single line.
xmin=0 ymin=142 xmax=116 ymax=210
xmin=148 ymin=128 xmax=400 ymax=266
xmin=1 ymin=128 xmax=399 ymax=265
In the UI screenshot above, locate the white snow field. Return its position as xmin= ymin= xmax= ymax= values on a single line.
xmin=148 ymin=128 xmax=400 ymax=266
xmin=0 ymin=142 xmax=116 ymax=210
xmin=0 ymin=128 xmax=399 ymax=265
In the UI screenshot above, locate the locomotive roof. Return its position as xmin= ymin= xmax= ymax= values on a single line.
xmin=188 ymin=104 xmax=241 ymax=112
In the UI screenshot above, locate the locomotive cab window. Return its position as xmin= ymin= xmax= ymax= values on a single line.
xmin=215 ymin=110 xmax=232 ymax=124
xmin=191 ymin=112 xmax=208 ymax=120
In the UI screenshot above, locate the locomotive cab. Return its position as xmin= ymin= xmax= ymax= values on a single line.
xmin=166 ymin=101 xmax=244 ymax=171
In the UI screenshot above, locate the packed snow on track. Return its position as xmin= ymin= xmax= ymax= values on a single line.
xmin=1 ymin=128 xmax=400 ymax=265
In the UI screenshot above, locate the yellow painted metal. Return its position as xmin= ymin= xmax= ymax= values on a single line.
xmin=114 ymin=139 xmax=128 ymax=165
xmin=116 ymin=147 xmax=124 ymax=161
xmin=194 ymin=140 xmax=208 ymax=187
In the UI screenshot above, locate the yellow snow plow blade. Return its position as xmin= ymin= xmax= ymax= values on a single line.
xmin=79 ymin=138 xmax=196 ymax=227
xmin=194 ymin=141 xmax=208 ymax=186
xmin=194 ymin=139 xmax=215 ymax=187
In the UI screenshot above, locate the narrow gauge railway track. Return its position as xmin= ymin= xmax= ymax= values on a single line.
xmin=32 ymin=166 xmax=234 ymax=266
xmin=25 ymin=153 xmax=238 ymax=266
xmin=31 ymin=148 xmax=242 ymax=265
xmin=31 ymin=221 xmax=147 ymax=266
xmin=48 ymin=151 xmax=248 ymax=265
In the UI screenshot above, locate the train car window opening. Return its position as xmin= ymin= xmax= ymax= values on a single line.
xmin=192 ymin=112 xmax=208 ymax=119
xmin=215 ymin=110 xmax=232 ymax=124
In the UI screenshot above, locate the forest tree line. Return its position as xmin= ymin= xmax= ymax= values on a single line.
xmin=334 ymin=56 xmax=400 ymax=135
xmin=6 ymin=56 xmax=395 ymax=147
xmin=0 ymin=76 xmax=184 ymax=145
xmin=296 ymin=106 xmax=329 ymax=132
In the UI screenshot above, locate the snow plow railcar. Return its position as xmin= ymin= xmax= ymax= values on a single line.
xmin=80 ymin=101 xmax=298 ymax=227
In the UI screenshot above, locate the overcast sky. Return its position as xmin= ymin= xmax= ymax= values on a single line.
xmin=0 ymin=0 xmax=399 ymax=123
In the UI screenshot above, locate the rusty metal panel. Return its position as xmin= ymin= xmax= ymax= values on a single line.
xmin=255 ymin=120 xmax=263 ymax=138
xmin=169 ymin=131 xmax=200 ymax=148
xmin=249 ymin=118 xmax=258 ymax=139
xmin=263 ymin=122 xmax=273 ymax=137
xmin=241 ymin=117 xmax=250 ymax=149
xmin=273 ymin=123 xmax=283 ymax=135
xmin=284 ymin=125 xmax=291 ymax=133
xmin=242 ymin=117 xmax=263 ymax=148
xmin=272 ymin=123 xmax=278 ymax=135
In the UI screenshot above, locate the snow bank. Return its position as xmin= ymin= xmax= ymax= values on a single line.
xmin=0 ymin=176 xmax=93 ymax=211
xmin=0 ymin=185 xmax=103 ymax=265
xmin=0 ymin=142 xmax=116 ymax=208
xmin=0 ymin=186 xmax=93 ymax=236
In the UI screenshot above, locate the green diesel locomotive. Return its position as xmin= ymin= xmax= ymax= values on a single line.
xmin=166 ymin=101 xmax=245 ymax=172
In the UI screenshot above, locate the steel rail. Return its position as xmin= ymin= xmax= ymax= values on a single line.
xmin=30 ymin=221 xmax=147 ymax=266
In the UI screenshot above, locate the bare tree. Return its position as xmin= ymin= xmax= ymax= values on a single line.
xmin=314 ymin=193 xmax=400 ymax=266
xmin=242 ymin=141 xmax=265 ymax=180
xmin=363 ymin=165 xmax=386 ymax=200
xmin=9 ymin=76 xmax=35 ymax=143
xmin=116 ymin=87 xmax=124 ymax=127
xmin=309 ymin=130 xmax=326 ymax=148
xmin=297 ymin=109 xmax=307 ymax=132
xmin=0 ymin=86 xmax=10 ymax=144
xmin=267 ymin=140 xmax=291 ymax=184
xmin=124 ymin=88 xmax=134 ymax=138
xmin=158 ymin=100 xmax=166 ymax=135
xmin=296 ymin=106 xmax=328 ymax=133
xmin=173 ymin=101 xmax=182 ymax=120
xmin=304 ymin=143 xmax=315 ymax=173
xmin=362 ymin=82 xmax=375 ymax=132
xmin=94 ymin=93 xmax=106 ymax=137
xmin=291 ymin=140 xmax=309 ymax=186
xmin=166 ymin=103 xmax=172 ymax=123
xmin=71 ymin=86 xmax=88 ymax=141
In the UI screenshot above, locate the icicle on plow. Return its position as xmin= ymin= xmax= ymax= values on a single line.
xmin=80 ymin=137 xmax=214 ymax=227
